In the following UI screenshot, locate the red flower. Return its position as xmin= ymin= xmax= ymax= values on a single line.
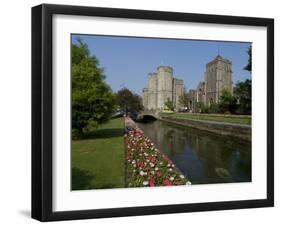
xmin=149 ymin=179 xmax=155 ymax=187
xmin=126 ymin=154 xmax=132 ymax=160
xmin=163 ymin=179 xmax=172 ymax=186
xmin=145 ymin=166 xmax=150 ymax=171
xmin=156 ymin=172 xmax=162 ymax=177
xmin=137 ymin=162 xmax=144 ymax=167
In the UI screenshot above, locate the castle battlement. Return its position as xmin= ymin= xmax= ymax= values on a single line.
xmin=157 ymin=65 xmax=173 ymax=74
xmin=148 ymin=72 xmax=157 ymax=77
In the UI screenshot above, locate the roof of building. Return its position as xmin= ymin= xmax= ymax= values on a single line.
xmin=207 ymin=55 xmax=232 ymax=66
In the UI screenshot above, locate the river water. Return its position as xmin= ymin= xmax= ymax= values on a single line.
xmin=136 ymin=120 xmax=251 ymax=184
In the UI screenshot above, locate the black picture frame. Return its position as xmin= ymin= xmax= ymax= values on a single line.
xmin=32 ymin=3 xmax=274 ymax=222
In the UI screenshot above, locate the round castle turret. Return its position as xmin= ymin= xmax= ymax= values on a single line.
xmin=147 ymin=73 xmax=157 ymax=110
xmin=156 ymin=66 xmax=173 ymax=109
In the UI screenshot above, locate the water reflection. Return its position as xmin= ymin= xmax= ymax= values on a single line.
xmin=136 ymin=120 xmax=251 ymax=184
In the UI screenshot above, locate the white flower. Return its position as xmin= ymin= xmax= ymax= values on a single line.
xmin=143 ymin=181 xmax=149 ymax=186
xmin=155 ymin=167 xmax=159 ymax=171
xmin=172 ymin=164 xmax=175 ymax=168
xmin=149 ymin=163 xmax=155 ymax=167
xmin=133 ymin=164 xmax=136 ymax=168
xmin=146 ymin=159 xmax=150 ymax=162
xmin=159 ymin=162 xmax=163 ymax=165
xmin=168 ymin=168 xmax=173 ymax=172
xmin=170 ymin=177 xmax=174 ymax=181
xmin=131 ymin=160 xmax=136 ymax=164
xmin=186 ymin=181 xmax=192 ymax=186
xmin=151 ymin=171 xmax=155 ymax=175
xmin=167 ymin=164 xmax=170 ymax=167
xmin=180 ymin=175 xmax=185 ymax=179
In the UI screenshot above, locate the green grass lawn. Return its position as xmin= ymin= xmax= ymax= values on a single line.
xmin=161 ymin=113 xmax=251 ymax=125
xmin=72 ymin=117 xmax=125 ymax=190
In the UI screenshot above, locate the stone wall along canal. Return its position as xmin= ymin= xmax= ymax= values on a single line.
xmin=136 ymin=120 xmax=251 ymax=184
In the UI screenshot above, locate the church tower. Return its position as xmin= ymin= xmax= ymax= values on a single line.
xmin=204 ymin=55 xmax=233 ymax=105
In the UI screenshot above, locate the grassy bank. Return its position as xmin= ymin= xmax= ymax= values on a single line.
xmin=72 ymin=117 xmax=125 ymax=190
xmin=161 ymin=113 xmax=251 ymax=125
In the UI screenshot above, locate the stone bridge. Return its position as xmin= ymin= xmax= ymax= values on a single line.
xmin=137 ymin=109 xmax=160 ymax=121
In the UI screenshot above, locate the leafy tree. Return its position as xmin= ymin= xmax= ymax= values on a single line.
xmin=244 ymin=46 xmax=252 ymax=73
xmin=178 ymin=92 xmax=190 ymax=108
xmin=72 ymin=39 xmax=116 ymax=138
xmin=218 ymin=89 xmax=237 ymax=113
xmin=164 ymin=98 xmax=174 ymax=111
xmin=209 ymin=103 xmax=220 ymax=113
xmin=116 ymin=88 xmax=143 ymax=114
xmin=234 ymin=79 xmax=252 ymax=114
xmin=196 ymin=102 xmax=207 ymax=113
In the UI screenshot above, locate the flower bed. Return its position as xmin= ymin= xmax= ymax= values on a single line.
xmin=125 ymin=117 xmax=191 ymax=187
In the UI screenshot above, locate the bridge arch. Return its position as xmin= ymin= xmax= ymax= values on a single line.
xmin=137 ymin=109 xmax=160 ymax=122
xmin=141 ymin=114 xmax=157 ymax=121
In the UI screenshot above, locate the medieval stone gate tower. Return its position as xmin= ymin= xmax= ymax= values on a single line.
xmin=143 ymin=66 xmax=184 ymax=111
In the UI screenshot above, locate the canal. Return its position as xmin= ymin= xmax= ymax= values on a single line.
xmin=136 ymin=120 xmax=251 ymax=184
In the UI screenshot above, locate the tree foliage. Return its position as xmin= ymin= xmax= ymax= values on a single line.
xmin=72 ymin=39 xmax=116 ymax=138
xmin=209 ymin=103 xmax=220 ymax=113
xmin=198 ymin=102 xmax=220 ymax=114
xmin=234 ymin=79 xmax=252 ymax=114
xmin=164 ymin=98 xmax=174 ymax=111
xmin=178 ymin=92 xmax=190 ymax=108
xmin=218 ymin=89 xmax=237 ymax=114
xmin=196 ymin=102 xmax=205 ymax=113
xmin=116 ymin=88 xmax=143 ymax=113
xmin=244 ymin=46 xmax=252 ymax=72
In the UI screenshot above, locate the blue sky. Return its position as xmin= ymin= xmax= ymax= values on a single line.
xmin=72 ymin=34 xmax=251 ymax=95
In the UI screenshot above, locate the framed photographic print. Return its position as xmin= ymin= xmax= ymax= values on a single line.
xmin=32 ymin=4 xmax=274 ymax=221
